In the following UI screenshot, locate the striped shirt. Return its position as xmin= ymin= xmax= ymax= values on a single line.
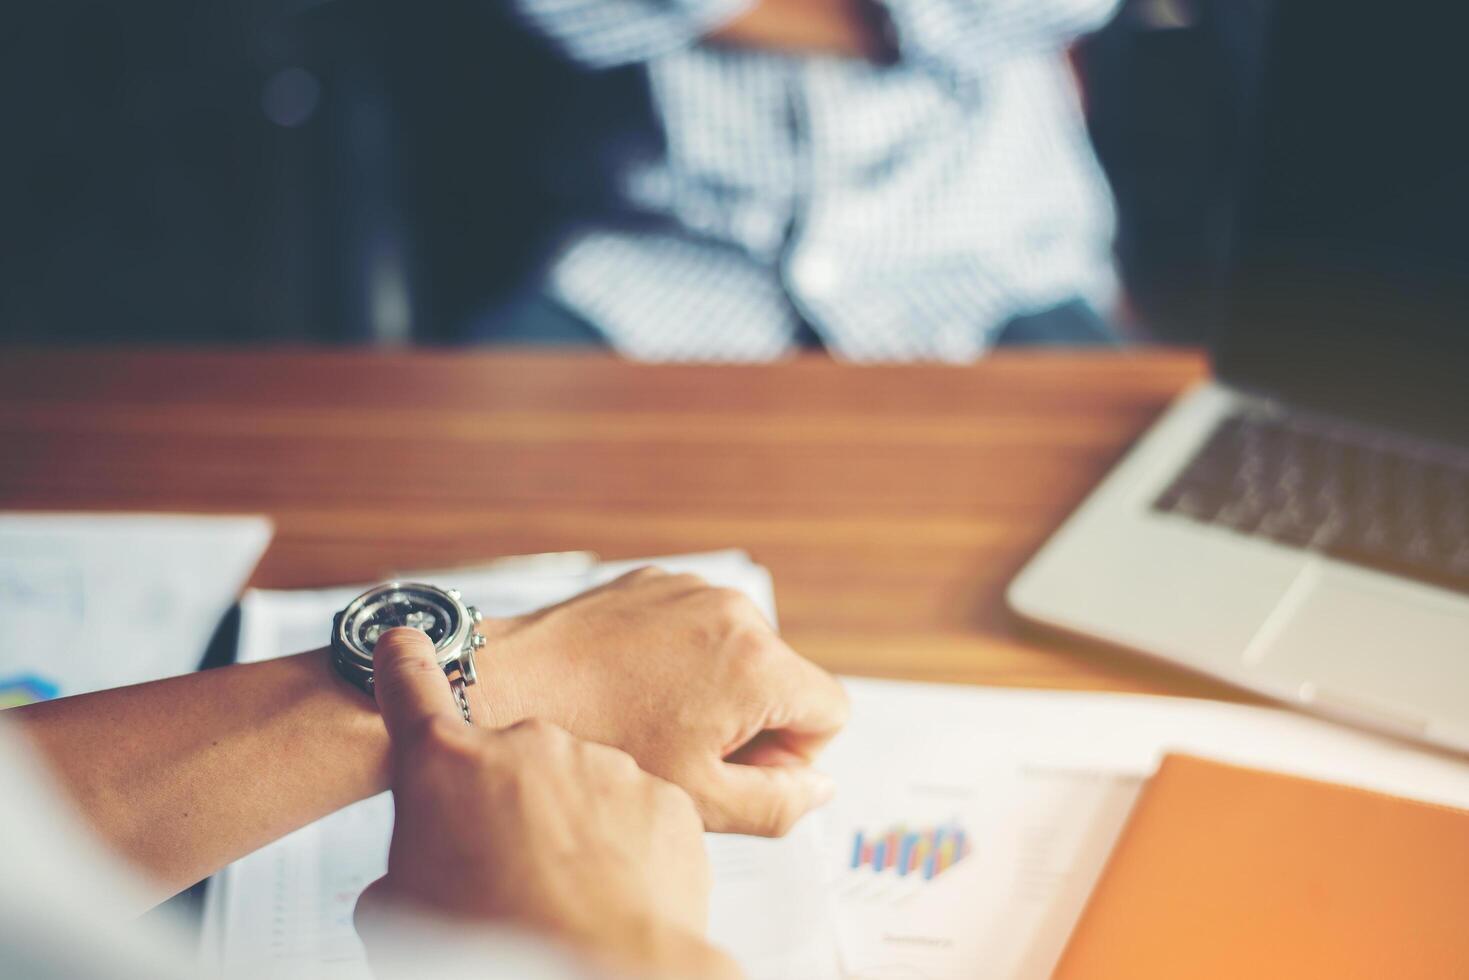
xmin=512 ymin=0 xmax=1122 ymax=361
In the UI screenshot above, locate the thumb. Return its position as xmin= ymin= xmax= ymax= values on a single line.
xmin=372 ymin=626 xmax=461 ymax=743
xmin=713 ymin=762 xmax=836 ymax=838
xmin=353 ymin=876 xmax=391 ymax=936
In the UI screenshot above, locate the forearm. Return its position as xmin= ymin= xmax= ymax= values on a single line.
xmin=10 ymin=649 xmax=388 ymax=909
xmin=706 ymin=0 xmax=893 ymax=61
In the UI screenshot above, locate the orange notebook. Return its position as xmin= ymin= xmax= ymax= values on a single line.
xmin=1053 ymin=753 xmax=1469 ymax=980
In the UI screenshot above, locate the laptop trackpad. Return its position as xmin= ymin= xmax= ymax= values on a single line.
xmin=1255 ymin=566 xmax=1469 ymax=728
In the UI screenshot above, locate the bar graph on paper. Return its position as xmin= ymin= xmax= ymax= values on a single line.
xmin=848 ymin=822 xmax=971 ymax=883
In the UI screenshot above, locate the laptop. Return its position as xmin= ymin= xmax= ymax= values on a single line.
xmin=1009 ymin=3 xmax=1469 ymax=752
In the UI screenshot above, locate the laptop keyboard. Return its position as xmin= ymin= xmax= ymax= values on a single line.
xmin=1153 ymin=410 xmax=1469 ymax=597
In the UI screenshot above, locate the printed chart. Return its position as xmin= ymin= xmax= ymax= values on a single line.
xmin=849 ymin=823 xmax=971 ymax=881
xmin=0 ymin=674 xmax=59 ymax=707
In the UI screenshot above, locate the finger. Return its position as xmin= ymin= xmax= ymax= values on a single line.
xmin=711 ymin=762 xmax=836 ymax=837
xmin=748 ymin=645 xmax=850 ymax=760
xmin=372 ymin=626 xmax=461 ymax=743
xmin=724 ymin=729 xmax=816 ymax=768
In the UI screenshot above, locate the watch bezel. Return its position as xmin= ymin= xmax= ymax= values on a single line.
xmin=333 ymin=581 xmax=472 ymax=671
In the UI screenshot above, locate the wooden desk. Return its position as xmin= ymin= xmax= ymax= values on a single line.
xmin=0 ymin=348 xmax=1244 ymax=700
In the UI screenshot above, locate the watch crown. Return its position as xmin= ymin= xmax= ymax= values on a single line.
xmin=469 ymin=606 xmax=484 ymax=624
xmin=471 ymin=633 xmax=487 ymax=649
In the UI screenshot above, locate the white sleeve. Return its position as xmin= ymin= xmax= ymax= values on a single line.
xmin=880 ymin=0 xmax=1122 ymax=86
xmin=355 ymin=905 xmax=601 ymax=980
xmin=510 ymin=0 xmax=757 ymax=69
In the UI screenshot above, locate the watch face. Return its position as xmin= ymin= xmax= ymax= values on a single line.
xmin=346 ymin=585 xmax=460 ymax=658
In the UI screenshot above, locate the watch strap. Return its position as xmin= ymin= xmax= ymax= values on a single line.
xmin=448 ymin=672 xmax=473 ymax=726
xmin=332 ymin=642 xmax=472 ymax=725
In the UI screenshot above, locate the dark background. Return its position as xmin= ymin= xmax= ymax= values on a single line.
xmin=0 ymin=0 xmax=1271 ymax=346
xmin=1216 ymin=1 xmax=1469 ymax=441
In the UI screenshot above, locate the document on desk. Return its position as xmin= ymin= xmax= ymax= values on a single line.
xmin=202 ymin=549 xmax=840 ymax=980
xmin=820 ymin=679 xmax=1469 ymax=980
xmin=203 ymin=553 xmax=1469 ymax=980
xmin=0 ymin=512 xmax=271 ymax=703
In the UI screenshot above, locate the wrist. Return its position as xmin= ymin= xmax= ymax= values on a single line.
xmin=311 ymin=647 xmax=395 ymax=789
xmin=466 ymin=615 xmax=539 ymax=730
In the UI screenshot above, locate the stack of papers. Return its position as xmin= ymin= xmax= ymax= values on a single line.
xmin=201 ymin=549 xmax=1469 ymax=980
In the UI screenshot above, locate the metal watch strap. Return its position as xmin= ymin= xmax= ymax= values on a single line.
xmin=333 ymin=644 xmax=472 ymax=725
xmin=447 ymin=666 xmax=472 ymax=725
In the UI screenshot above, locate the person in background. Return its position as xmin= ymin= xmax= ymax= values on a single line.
xmin=0 ymin=626 xmax=742 ymax=979
xmin=484 ymin=0 xmax=1122 ymax=360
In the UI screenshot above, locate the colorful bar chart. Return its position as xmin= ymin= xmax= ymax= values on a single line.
xmin=0 ymin=673 xmax=59 ymax=708
xmin=849 ymin=822 xmax=971 ymax=881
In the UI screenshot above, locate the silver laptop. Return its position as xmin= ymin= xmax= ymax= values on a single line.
xmin=1009 ymin=4 xmax=1469 ymax=752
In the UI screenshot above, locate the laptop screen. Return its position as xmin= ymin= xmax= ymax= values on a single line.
xmin=1214 ymin=3 xmax=1469 ymax=445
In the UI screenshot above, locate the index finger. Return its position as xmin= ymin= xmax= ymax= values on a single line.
xmin=371 ymin=627 xmax=462 ymax=743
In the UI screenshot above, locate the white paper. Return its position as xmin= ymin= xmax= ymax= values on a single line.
xmin=821 ymin=678 xmax=1469 ymax=980
xmin=0 ymin=513 xmax=271 ymax=702
xmin=203 ymin=550 xmax=838 ymax=980
xmin=706 ymin=819 xmax=840 ymax=980
xmin=203 ymin=556 xmax=1469 ymax=980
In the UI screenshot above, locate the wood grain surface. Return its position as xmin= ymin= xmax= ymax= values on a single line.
xmin=0 ymin=347 xmax=1251 ymax=699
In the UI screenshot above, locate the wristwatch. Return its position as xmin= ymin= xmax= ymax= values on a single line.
xmin=331 ymin=582 xmax=485 ymax=724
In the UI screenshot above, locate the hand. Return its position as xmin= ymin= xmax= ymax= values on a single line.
xmin=359 ymin=628 xmax=741 ymax=980
xmin=473 ymin=568 xmax=849 ymax=837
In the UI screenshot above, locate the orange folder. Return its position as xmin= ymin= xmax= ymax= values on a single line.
xmin=1053 ymin=753 xmax=1469 ymax=979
